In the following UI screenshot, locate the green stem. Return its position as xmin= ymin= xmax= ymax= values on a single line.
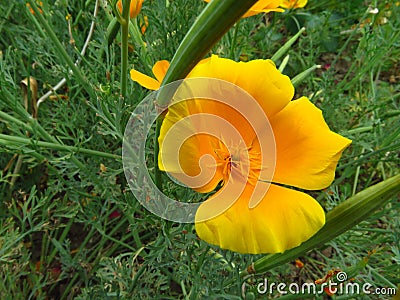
xmin=26 ymin=0 xmax=95 ymax=99
xmin=0 ymin=110 xmax=33 ymax=132
xmin=129 ymin=18 xmax=152 ymax=72
xmin=120 ymin=0 xmax=131 ymax=98
xmin=9 ymin=155 xmax=23 ymax=189
xmin=0 ymin=133 xmax=119 ymax=160
xmin=0 ymin=2 xmax=15 ymax=35
xmin=229 ymin=20 xmax=241 ymax=59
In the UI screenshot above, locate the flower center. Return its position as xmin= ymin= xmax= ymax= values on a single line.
xmin=214 ymin=138 xmax=261 ymax=186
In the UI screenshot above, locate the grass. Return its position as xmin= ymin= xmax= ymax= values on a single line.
xmin=0 ymin=0 xmax=399 ymax=299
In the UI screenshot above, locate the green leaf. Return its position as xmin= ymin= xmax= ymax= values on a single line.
xmin=291 ymin=64 xmax=321 ymax=87
xmin=241 ymin=173 xmax=400 ymax=276
xmin=271 ymin=27 xmax=305 ymax=63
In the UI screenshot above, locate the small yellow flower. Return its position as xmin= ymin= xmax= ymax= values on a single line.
xmin=280 ymin=0 xmax=307 ymax=9
xmin=117 ymin=0 xmax=143 ymax=19
xmin=130 ymin=60 xmax=170 ymax=90
xmin=204 ymin=0 xmax=284 ymax=18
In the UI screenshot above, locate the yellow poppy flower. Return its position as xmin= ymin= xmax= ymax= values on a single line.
xmin=280 ymin=0 xmax=307 ymax=9
xmin=130 ymin=55 xmax=351 ymax=254
xmin=117 ymin=0 xmax=143 ymax=19
xmin=203 ymin=0 xmax=284 ymax=18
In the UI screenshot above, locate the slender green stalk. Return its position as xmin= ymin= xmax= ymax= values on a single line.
xmin=0 ymin=134 xmax=119 ymax=160
xmin=0 ymin=88 xmax=34 ymax=122
xmin=229 ymin=20 xmax=241 ymax=59
xmin=129 ymin=17 xmax=146 ymax=48
xmin=0 ymin=2 xmax=15 ymax=36
xmin=26 ymin=0 xmax=95 ymax=99
xmin=120 ymin=0 xmax=131 ymax=98
xmin=129 ymin=18 xmax=152 ymax=72
xmin=0 ymin=110 xmax=33 ymax=132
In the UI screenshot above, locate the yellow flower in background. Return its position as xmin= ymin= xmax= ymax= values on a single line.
xmin=204 ymin=0 xmax=284 ymax=18
xmin=117 ymin=0 xmax=143 ymax=19
xmin=130 ymin=60 xmax=169 ymax=90
xmin=130 ymin=58 xmax=209 ymax=89
xmin=130 ymin=56 xmax=351 ymax=254
xmin=280 ymin=0 xmax=307 ymax=9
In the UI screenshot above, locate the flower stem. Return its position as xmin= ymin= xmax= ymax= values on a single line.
xmin=129 ymin=18 xmax=152 ymax=72
xmin=229 ymin=20 xmax=240 ymax=59
xmin=0 ymin=133 xmax=119 ymax=160
xmin=120 ymin=0 xmax=131 ymax=98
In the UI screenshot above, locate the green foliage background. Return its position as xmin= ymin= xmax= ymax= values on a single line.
xmin=0 ymin=0 xmax=399 ymax=298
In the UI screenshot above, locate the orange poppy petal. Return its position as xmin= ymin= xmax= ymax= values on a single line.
xmin=188 ymin=55 xmax=294 ymax=118
xmin=269 ymin=97 xmax=351 ymax=190
xmin=152 ymin=60 xmax=170 ymax=83
xmin=195 ymin=183 xmax=325 ymax=254
xmin=130 ymin=69 xmax=160 ymax=90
